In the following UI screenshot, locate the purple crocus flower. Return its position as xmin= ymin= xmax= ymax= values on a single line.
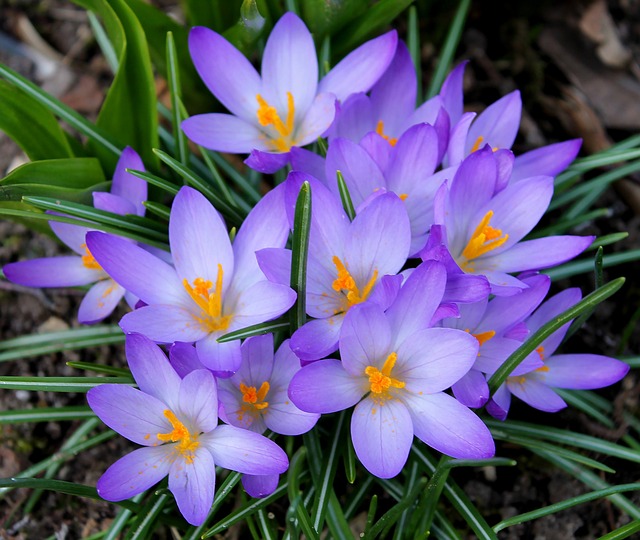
xmin=419 ymin=148 xmax=594 ymax=294
xmin=86 ymin=185 xmax=296 ymax=376
xmin=3 ymin=147 xmax=146 ymax=324
xmin=486 ymin=288 xmax=630 ymax=420
xmin=182 ymin=12 xmax=397 ymax=173
xmin=87 ymin=333 xmax=288 ymax=525
xmin=258 ymin=173 xmax=411 ymax=361
xmin=289 ymin=262 xmax=495 ymax=478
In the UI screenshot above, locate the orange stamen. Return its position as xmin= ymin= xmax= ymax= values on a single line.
xmin=375 ymin=120 xmax=398 ymax=146
xmin=156 ymin=410 xmax=199 ymax=463
xmin=331 ymin=256 xmax=378 ymax=312
xmin=460 ymin=211 xmax=509 ymax=269
xmin=365 ymin=352 xmax=405 ymax=396
xmin=471 ymin=329 xmax=496 ymax=347
xmin=256 ymin=92 xmax=296 ymax=152
xmin=81 ymin=244 xmax=102 ymax=271
xmin=183 ymin=264 xmax=232 ymax=332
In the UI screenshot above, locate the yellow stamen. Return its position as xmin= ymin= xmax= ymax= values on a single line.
xmin=183 ymin=264 xmax=232 ymax=333
xmin=375 ymin=120 xmax=398 ymax=146
xmin=237 ymin=381 xmax=270 ymax=421
xmin=256 ymin=92 xmax=296 ymax=152
xmin=470 ymin=135 xmax=485 ymax=153
xmin=399 ymin=193 xmax=408 ymax=201
xmin=365 ymin=352 xmax=405 ymax=395
xmin=460 ymin=211 xmax=509 ymax=269
xmin=536 ymin=365 xmax=549 ymax=373
xmin=536 ymin=346 xmax=545 ymax=361
xmin=331 ymin=256 xmax=378 ymax=312
xmin=471 ymin=329 xmax=496 ymax=347
xmin=81 ymin=243 xmax=102 ymax=271
xmin=156 ymin=410 xmax=200 ymax=463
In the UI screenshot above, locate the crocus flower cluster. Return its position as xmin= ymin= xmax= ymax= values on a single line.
xmin=3 ymin=11 xmax=631 ymax=526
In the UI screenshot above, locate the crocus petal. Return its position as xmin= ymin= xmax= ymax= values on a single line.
xmin=319 ymin=30 xmax=398 ymax=101
xmin=125 ymin=333 xmax=182 ymax=409
xmin=86 ymin=232 xmax=187 ymax=307
xmin=97 ymin=445 xmax=173 ymax=501
xmin=87 ymin=384 xmax=171 ymax=445
xmin=264 ymin=394 xmax=320 ymax=435
xmin=120 ymin=304 xmax=207 ymax=344
xmin=290 ymin=146 xmax=327 ymax=182
xmin=331 ymin=93 xmax=374 ymax=143
xmin=170 ymin=186 xmax=234 ymax=288
xmin=452 ymin=369 xmax=489 ymax=409
xmin=442 ymin=273 xmax=490 ymax=304
xmin=351 ymin=397 xmax=413 ymax=478
xmin=202 ymin=424 xmax=288 ymax=475
xmin=178 ymin=369 xmax=218 ymax=432
xmin=196 ymin=334 xmax=242 ymax=377
xmin=294 ymin=92 xmax=338 ymax=147
xmin=370 ymin=41 xmax=416 ymax=136
xmin=290 ymin=316 xmax=343 ymax=361
xmin=542 ymin=354 xmax=629 ymax=390
xmin=78 ymin=279 xmax=125 ymax=324
xmin=385 ymin=261 xmax=447 ymax=346
xmin=112 ymin=146 xmax=147 ymax=216
xmin=359 ymin=131 xmax=392 ymax=172
xmin=182 ymin=113 xmax=270 ymax=153
xmin=493 ymin=149 xmax=515 ymax=194
xmin=244 ymin=150 xmax=291 ymax=174
xmin=234 ymin=334 xmax=274 ymax=387
xmin=439 ymin=61 xmax=467 ymax=126
xmin=288 ymin=359 xmax=365 ymax=413
xmin=48 ymin=218 xmax=93 ymax=254
xmin=92 ymin=192 xmax=137 ymax=216
xmin=169 ymin=446 xmax=215 ymax=526
xmin=466 ymin=90 xmax=521 ymax=153
xmin=475 ymin=339 xmax=543 ymax=376
xmin=396 ymin=327 xmax=478 ymax=393
xmin=511 ymin=139 xmax=582 ymax=183
xmin=507 ymin=378 xmax=567 ymax=412
xmin=255 ymin=247 xmax=291 ymax=285
xmin=405 ymin=391 xmax=495 ymax=458
xmin=261 ymin=12 xmax=317 ymax=116
xmin=230 ymin=280 xmax=296 ymax=329
xmin=189 ymin=26 xmax=262 ymax=122
xmin=169 ymin=342 xmax=206 ymax=378
xmin=486 ymin=383 xmax=511 ymax=421
xmin=242 ymin=474 xmax=279 ymax=498
xmin=4 ymin=257 xmax=101 ymax=287
xmin=445 ymin=112 xmax=475 ymax=166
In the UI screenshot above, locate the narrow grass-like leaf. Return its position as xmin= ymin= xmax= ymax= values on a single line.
xmin=529 ymin=208 xmax=610 ymax=238
xmin=217 ymin=317 xmax=290 ymax=343
xmin=369 ymin=477 xmax=428 ymax=538
xmin=326 ymin=491 xmax=355 ymax=540
xmin=556 ymin=390 xmax=615 ymax=428
xmin=126 ymin=168 xmax=179 ymax=195
xmin=0 ymin=376 xmax=134 ymax=392
xmin=434 ymin=510 xmax=463 ymax=539
xmin=336 ymin=171 xmax=356 ymax=220
xmin=565 ymin=247 xmax=604 ymax=340
xmin=166 ymin=32 xmax=188 ymax=166
xmin=344 ymin=426 xmax=357 ymax=484
xmin=545 ymin=252 xmax=640 ymax=281
xmin=588 ymin=232 xmax=629 ymax=249
xmin=345 ymin=476 xmax=375 ymax=520
xmin=0 ymin=325 xmax=122 ymax=351
xmin=142 ymin=201 xmax=170 ymax=221
xmin=407 ymin=5 xmax=423 ymax=106
xmin=205 ymin=149 xmax=262 ymax=204
xmin=103 ymin=493 xmax=144 ymax=540
xmin=392 ymin=462 xmax=420 ymax=540
xmin=598 ymin=519 xmax=640 ymax=540
xmin=255 ymin=509 xmax=277 ymax=540
xmin=0 ymin=406 xmax=94 ymax=424
xmin=410 ymin=455 xmax=451 ymax=535
xmin=363 ymin=494 xmax=378 ymax=537
xmin=66 ymin=361 xmax=131 ymax=377
xmin=426 ymin=0 xmax=471 ymax=98
xmin=555 ymin=148 xmax=640 ymax=189
xmin=153 ymin=148 xmax=245 ymax=225
xmin=289 ymin=181 xmax=312 ymax=333
xmin=87 ymin=11 xmax=118 ymax=72
xmin=125 ymin=491 xmax=169 ymax=540
xmin=287 ymin=447 xmax=318 ymax=540
xmin=203 ymin=482 xmax=289 ymax=537
xmin=493 ymin=483 xmax=640 ymax=533
xmin=444 ymin=457 xmax=517 ymax=469
xmin=199 ymin=147 xmax=249 ymax=212
xmin=487 ymin=277 xmax=625 ymax=394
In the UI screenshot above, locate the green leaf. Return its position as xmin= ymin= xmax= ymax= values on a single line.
xmin=73 ymin=0 xmax=158 ymax=171
xmin=223 ymin=0 xmax=267 ymax=56
xmin=0 ymin=376 xmax=134 ymax=392
xmin=289 ymin=181 xmax=312 ymax=333
xmin=217 ymin=317 xmax=290 ymax=343
xmin=126 ymin=169 xmax=179 ymax=196
xmin=166 ymin=32 xmax=188 ymax=166
xmin=487 ymin=277 xmax=625 ymax=394
xmin=545 ymin=250 xmax=640 ymax=281
xmin=125 ymin=491 xmax=169 ymax=540
xmin=0 ymin=80 xmax=73 ymax=160
xmin=0 ymin=406 xmax=94 ymax=424
xmin=300 ymin=0 xmax=368 ymax=40
xmin=407 ymin=5 xmax=422 ymax=105
xmin=336 ymin=171 xmax=356 ymax=220
xmin=66 ymin=361 xmax=131 ymax=377
xmin=598 ymin=519 xmax=640 ymax=540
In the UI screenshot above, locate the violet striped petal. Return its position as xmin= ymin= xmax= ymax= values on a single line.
xmin=4 ymin=257 xmax=101 ymax=288
xmin=542 ymin=354 xmax=629 ymax=390
xmin=78 ymin=279 xmax=125 ymax=324
xmin=182 ymin=113 xmax=270 ymax=153
xmin=169 ymin=446 xmax=215 ymax=526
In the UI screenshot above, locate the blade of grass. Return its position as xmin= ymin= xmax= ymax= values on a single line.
xmin=0 ymin=376 xmax=134 ymax=392
xmin=166 ymin=32 xmax=188 ymax=166
xmin=126 ymin=169 xmax=179 ymax=195
xmin=289 ymin=181 xmax=312 ymax=333
xmin=0 ymin=406 xmax=94 ymax=424
xmin=66 ymin=361 xmax=131 ymax=377
xmin=217 ymin=317 xmax=290 ymax=343
xmin=142 ymin=201 xmax=170 ymax=221
xmin=336 ymin=171 xmax=356 ymax=220
xmin=103 ymin=493 xmax=145 ymax=540
xmin=545 ymin=251 xmax=640 ymax=281
xmin=407 ymin=5 xmax=423 ymax=106
xmin=199 ymin=147 xmax=250 ymax=212
xmin=205 ymin=149 xmax=262 ymax=204
xmin=598 ymin=519 xmax=640 ymax=540
xmin=125 ymin=491 xmax=169 ymax=540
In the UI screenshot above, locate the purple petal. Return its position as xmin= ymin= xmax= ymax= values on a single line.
xmin=404 ymin=391 xmax=495 ymax=458
xmin=474 ymin=338 xmax=543 ymax=376
xmin=244 ymin=149 xmax=291 ymax=173
xmin=170 ymin=186 xmax=234 ymax=288
xmin=395 ymin=327 xmax=478 ymax=393
xmin=189 ymin=26 xmax=261 ymax=122
xmin=169 ymin=447 xmax=215 ymax=526
xmin=443 ymin=273 xmax=490 ymax=304
xmin=97 ymin=445 xmax=173 ymax=501
xmin=452 ymin=369 xmax=489 ymax=409
xmin=92 ymin=192 xmax=137 ymax=216
xmin=294 ymin=92 xmax=337 ymax=147
xmin=511 ymin=139 xmax=582 ymax=183
xmin=486 ymin=383 xmax=511 ymax=421
xmin=466 ymin=90 xmax=521 ymax=153
xmin=196 ymin=334 xmax=242 ymax=377
xmin=255 ymin=247 xmax=291 ymax=285
xmin=445 ymin=112 xmax=475 ymax=167
xmin=542 ymin=354 xmax=629 ymax=390
xmin=169 ymin=342 xmax=206 ymax=378
xmin=202 ymin=424 xmax=288 ymax=475
xmin=86 ymin=232 xmax=186 ymax=306
xmin=340 ymin=303 xmax=392 ymax=376
xmin=242 ymin=474 xmax=279 ymax=498
xmin=439 ymin=61 xmax=467 ymax=126
xmin=112 ymin=146 xmax=147 ymax=216
xmin=507 ymin=377 xmax=567 ymax=412
xmin=87 ymin=384 xmax=170 ymax=445
xmin=290 ymin=146 xmax=327 ymax=182
xmin=78 ymin=279 xmax=125 ymax=324
xmin=351 ymin=397 xmax=413 ymax=478
xmin=182 ymin=113 xmax=270 ymax=153
xmin=359 ymin=131 xmax=392 ymax=172
xmin=290 ymin=316 xmax=343 ymax=361
xmin=288 ymin=359 xmax=364 ymax=413
xmin=493 ymin=149 xmax=515 ymax=194
xmin=261 ymin=13 xmax=317 ymax=117
xmin=48 ymin=218 xmax=92 ymax=254
xmin=331 ymin=93 xmax=374 ymax=143
xmin=319 ymin=30 xmax=398 ymax=101
xmin=264 ymin=395 xmax=319 ymax=435
xmin=229 ymin=280 xmax=296 ymax=329
xmin=120 ymin=304 xmax=207 ymax=344
xmin=4 ymin=257 xmax=101 ymax=288
xmin=178 ymin=369 xmax=218 ymax=432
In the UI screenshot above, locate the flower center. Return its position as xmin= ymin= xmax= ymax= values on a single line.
xmin=470 ymin=329 xmax=496 ymax=347
xmin=470 ymin=135 xmax=498 ymax=153
xmin=459 ymin=210 xmax=509 ymax=270
xmin=365 ymin=352 xmax=405 ymax=400
xmin=256 ymin=92 xmax=296 ymax=152
xmin=236 ymin=381 xmax=270 ymax=422
xmin=157 ymin=409 xmax=200 ymax=463
xmin=183 ymin=264 xmax=232 ymax=333
xmin=81 ymin=243 xmax=102 ymax=271
xmin=331 ymin=255 xmax=378 ymax=313
xmin=375 ymin=120 xmax=398 ymax=146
